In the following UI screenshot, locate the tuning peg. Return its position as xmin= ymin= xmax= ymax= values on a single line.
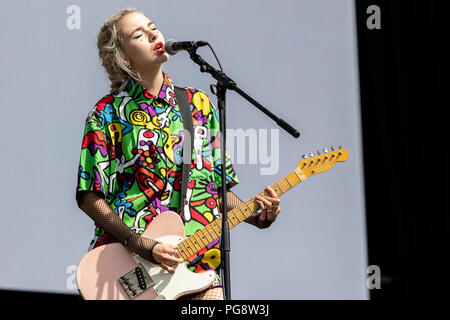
xmin=331 ymin=146 xmax=335 ymax=151
xmin=317 ymin=150 xmax=321 ymax=155
xmin=309 ymin=152 xmax=314 ymax=157
xmin=338 ymin=144 xmax=343 ymax=149
xmin=301 ymin=154 xmax=308 ymax=159
xmin=323 ymin=148 xmax=328 ymax=153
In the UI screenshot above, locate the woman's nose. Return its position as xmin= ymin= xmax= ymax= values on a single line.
xmin=148 ymin=29 xmax=158 ymax=42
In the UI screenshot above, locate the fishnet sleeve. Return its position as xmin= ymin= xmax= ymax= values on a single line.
xmin=77 ymin=190 xmax=160 ymax=264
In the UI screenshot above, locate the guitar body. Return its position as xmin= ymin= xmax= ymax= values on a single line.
xmin=76 ymin=211 xmax=216 ymax=300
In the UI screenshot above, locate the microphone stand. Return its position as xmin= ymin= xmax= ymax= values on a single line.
xmin=187 ymin=48 xmax=300 ymax=300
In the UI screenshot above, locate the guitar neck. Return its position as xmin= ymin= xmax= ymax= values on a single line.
xmin=223 ymin=167 xmax=304 ymax=228
xmin=176 ymin=168 xmax=305 ymax=261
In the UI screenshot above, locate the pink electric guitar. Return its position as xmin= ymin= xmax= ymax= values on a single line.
xmin=76 ymin=147 xmax=349 ymax=300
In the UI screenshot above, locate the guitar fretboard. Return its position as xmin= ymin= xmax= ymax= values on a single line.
xmin=176 ymin=168 xmax=305 ymax=261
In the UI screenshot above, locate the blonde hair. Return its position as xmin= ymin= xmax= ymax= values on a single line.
xmin=97 ymin=7 xmax=144 ymax=94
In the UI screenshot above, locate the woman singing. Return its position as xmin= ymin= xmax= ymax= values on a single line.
xmin=75 ymin=7 xmax=281 ymax=300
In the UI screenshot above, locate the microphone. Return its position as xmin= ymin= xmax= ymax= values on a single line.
xmin=164 ymin=39 xmax=208 ymax=55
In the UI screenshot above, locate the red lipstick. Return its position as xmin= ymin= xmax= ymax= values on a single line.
xmin=154 ymin=41 xmax=165 ymax=53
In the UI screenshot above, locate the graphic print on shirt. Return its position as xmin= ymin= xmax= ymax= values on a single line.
xmin=76 ymin=72 xmax=239 ymax=289
xmin=183 ymin=179 xmax=196 ymax=222
xmin=194 ymin=125 xmax=207 ymax=170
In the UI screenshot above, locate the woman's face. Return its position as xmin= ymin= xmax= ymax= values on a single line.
xmin=118 ymin=12 xmax=169 ymax=72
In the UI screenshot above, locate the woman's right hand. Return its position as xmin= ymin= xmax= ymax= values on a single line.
xmin=151 ymin=243 xmax=185 ymax=273
xmin=125 ymin=234 xmax=184 ymax=273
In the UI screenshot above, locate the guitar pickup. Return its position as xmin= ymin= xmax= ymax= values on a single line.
xmin=119 ymin=263 xmax=154 ymax=299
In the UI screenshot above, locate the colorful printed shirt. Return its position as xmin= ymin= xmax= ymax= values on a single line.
xmin=75 ymin=72 xmax=239 ymax=288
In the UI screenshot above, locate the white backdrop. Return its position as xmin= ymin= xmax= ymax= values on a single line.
xmin=0 ymin=0 xmax=368 ymax=299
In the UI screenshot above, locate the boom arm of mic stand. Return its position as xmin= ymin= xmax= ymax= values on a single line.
xmin=188 ymin=50 xmax=301 ymax=139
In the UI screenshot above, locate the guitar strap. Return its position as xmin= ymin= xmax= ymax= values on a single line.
xmin=174 ymin=86 xmax=194 ymax=216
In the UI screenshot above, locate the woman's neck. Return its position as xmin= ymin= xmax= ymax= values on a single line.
xmin=137 ymin=65 xmax=164 ymax=96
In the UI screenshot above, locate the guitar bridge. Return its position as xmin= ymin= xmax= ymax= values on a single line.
xmin=119 ymin=263 xmax=154 ymax=299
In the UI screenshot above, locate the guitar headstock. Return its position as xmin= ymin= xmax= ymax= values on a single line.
xmin=297 ymin=146 xmax=349 ymax=178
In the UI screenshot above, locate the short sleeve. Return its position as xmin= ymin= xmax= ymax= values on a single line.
xmin=75 ymin=112 xmax=111 ymax=203
xmin=208 ymin=99 xmax=239 ymax=190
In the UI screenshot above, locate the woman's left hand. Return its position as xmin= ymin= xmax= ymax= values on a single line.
xmin=254 ymin=185 xmax=281 ymax=229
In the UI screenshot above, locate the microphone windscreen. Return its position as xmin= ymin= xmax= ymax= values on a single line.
xmin=165 ymin=39 xmax=177 ymax=55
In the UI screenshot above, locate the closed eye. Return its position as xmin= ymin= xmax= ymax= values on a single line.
xmin=134 ymin=27 xmax=157 ymax=39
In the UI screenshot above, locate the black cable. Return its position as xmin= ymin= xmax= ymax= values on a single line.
xmin=207 ymin=43 xmax=223 ymax=71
